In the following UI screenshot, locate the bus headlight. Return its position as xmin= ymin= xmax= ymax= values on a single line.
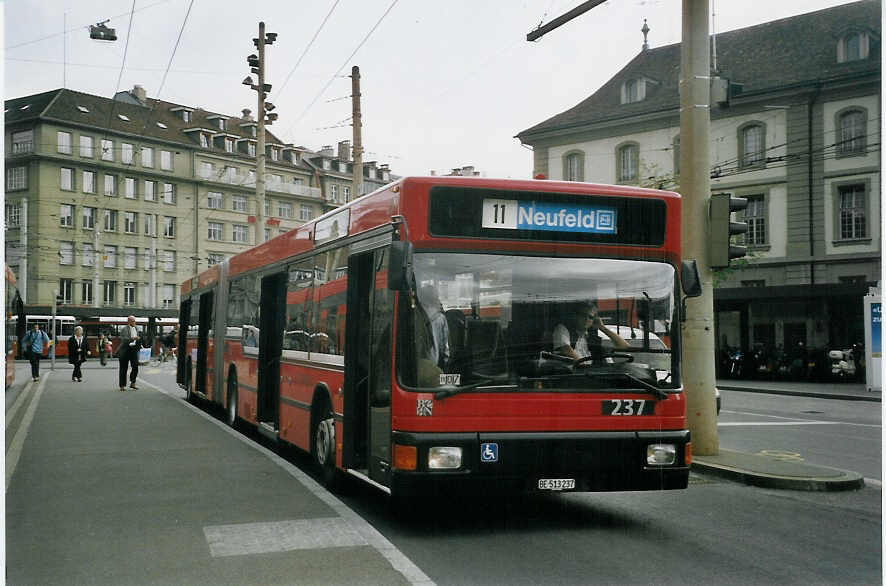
xmin=428 ymin=447 xmax=462 ymax=469
xmin=646 ymin=444 xmax=676 ymax=466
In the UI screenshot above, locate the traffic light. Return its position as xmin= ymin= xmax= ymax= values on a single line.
xmin=89 ymin=22 xmax=117 ymax=41
xmin=709 ymin=193 xmax=748 ymax=268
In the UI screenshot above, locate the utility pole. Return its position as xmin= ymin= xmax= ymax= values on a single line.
xmin=93 ymin=228 xmax=100 ymax=308
xmin=244 ymin=22 xmax=278 ymax=245
xmin=679 ymin=0 xmax=718 ymax=455
xmin=51 ymin=289 xmax=58 ymax=371
xmin=351 ymin=66 xmax=363 ymax=201
xmin=526 ymin=0 xmax=719 ymax=454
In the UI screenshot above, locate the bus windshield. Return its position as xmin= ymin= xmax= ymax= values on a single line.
xmin=398 ymin=253 xmax=678 ymax=393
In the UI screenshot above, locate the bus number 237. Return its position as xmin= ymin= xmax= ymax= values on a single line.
xmin=603 ymin=399 xmax=653 ymax=416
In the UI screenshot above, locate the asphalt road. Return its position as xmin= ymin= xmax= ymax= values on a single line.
xmin=717 ymin=389 xmax=882 ymax=482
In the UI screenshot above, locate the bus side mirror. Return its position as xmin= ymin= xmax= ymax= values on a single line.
xmin=388 ymin=241 xmax=413 ymax=291
xmin=681 ymin=259 xmax=702 ymax=298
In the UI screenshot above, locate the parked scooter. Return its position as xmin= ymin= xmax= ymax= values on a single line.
xmin=828 ymin=346 xmax=857 ymax=380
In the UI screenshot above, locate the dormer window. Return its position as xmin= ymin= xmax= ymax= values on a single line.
xmin=217 ymin=118 xmax=225 ymax=131
xmin=620 ymin=77 xmax=656 ymax=104
xmin=270 ymin=147 xmax=279 ymax=161
xmin=250 ymin=126 xmax=257 ymax=138
xmin=323 ymin=159 xmax=331 ymax=170
xmin=225 ymin=138 xmax=234 ymax=153
xmin=837 ymin=31 xmax=870 ymax=63
xmin=200 ymin=133 xmax=208 ymax=148
xmin=182 ymin=110 xmax=191 ymax=123
xmin=247 ymin=142 xmax=256 ymax=157
xmin=171 ymin=107 xmax=193 ymax=122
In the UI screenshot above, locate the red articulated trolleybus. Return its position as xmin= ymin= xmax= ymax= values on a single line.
xmin=179 ymin=176 xmax=702 ymax=497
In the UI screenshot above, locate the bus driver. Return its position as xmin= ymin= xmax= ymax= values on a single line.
xmin=553 ymin=301 xmax=628 ymax=362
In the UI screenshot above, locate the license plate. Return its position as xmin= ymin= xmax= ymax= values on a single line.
xmin=602 ymin=399 xmax=655 ymax=416
xmin=538 ymin=478 xmax=575 ymax=491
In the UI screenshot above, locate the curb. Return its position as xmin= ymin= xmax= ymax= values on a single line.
xmin=717 ymin=384 xmax=880 ymax=403
xmin=691 ymin=460 xmax=866 ymax=492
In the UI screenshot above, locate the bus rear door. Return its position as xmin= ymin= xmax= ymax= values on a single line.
xmin=257 ymin=272 xmax=286 ymax=432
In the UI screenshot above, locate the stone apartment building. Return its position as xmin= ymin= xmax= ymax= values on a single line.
xmin=5 ymin=86 xmax=391 ymax=319
xmin=303 ymin=140 xmax=394 ymax=211
xmin=517 ymin=0 xmax=881 ymax=355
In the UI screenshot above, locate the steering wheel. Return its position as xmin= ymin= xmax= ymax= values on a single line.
xmin=574 ymin=352 xmax=634 ymax=366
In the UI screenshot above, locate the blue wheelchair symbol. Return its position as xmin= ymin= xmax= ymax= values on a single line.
xmin=480 ymin=443 xmax=498 ymax=463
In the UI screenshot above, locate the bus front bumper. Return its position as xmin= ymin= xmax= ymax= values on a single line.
xmin=389 ymin=429 xmax=690 ymax=496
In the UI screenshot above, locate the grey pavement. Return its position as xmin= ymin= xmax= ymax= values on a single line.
xmin=5 ymin=359 xmax=430 ymax=586
xmin=717 ymin=377 xmax=880 ymax=402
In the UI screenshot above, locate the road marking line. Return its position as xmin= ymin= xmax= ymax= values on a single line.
xmin=5 ymin=379 xmax=34 ymax=427
xmin=138 ymin=377 xmax=435 ymax=586
xmin=722 ymin=409 xmax=881 ymax=428
xmin=864 ymin=478 xmax=882 ymax=488
xmin=204 ymin=517 xmax=367 ymax=557
xmin=6 ymin=373 xmax=51 ymax=491
xmin=718 ymin=421 xmax=839 ymax=426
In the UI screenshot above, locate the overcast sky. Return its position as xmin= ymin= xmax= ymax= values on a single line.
xmin=4 ymin=0 xmax=862 ymax=178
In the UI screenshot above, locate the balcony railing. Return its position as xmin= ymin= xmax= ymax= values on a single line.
xmin=11 ymin=141 xmax=33 ymax=154
xmin=197 ymin=169 xmax=321 ymax=199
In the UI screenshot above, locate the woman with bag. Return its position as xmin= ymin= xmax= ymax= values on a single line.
xmin=67 ymin=326 xmax=90 ymax=382
xmin=99 ymin=333 xmax=110 ymax=366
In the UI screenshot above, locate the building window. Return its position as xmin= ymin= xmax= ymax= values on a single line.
xmin=563 ymin=151 xmax=584 ymax=182
xmin=247 ymin=142 xmax=256 ymax=157
xmin=264 ymin=228 xmax=271 ymax=241
xmin=124 ymin=211 xmax=137 ymax=233
xmin=163 ymin=183 xmax=176 ymax=204
xmin=60 ymin=204 xmax=74 ymax=227
xmin=144 ymin=180 xmax=156 ymax=201
xmin=181 ymin=110 xmax=191 ymax=123
xmin=199 ymin=161 xmax=212 ymax=178
xmin=58 ymin=131 xmax=72 ymax=154
xmin=616 ymin=143 xmax=639 ymax=183
xmin=104 ymin=245 xmax=117 ymax=268
xmin=200 ymin=133 xmax=208 ymax=148
xmin=164 ymin=251 xmax=175 ymax=272
xmin=208 ymin=192 xmax=223 ymax=209
xmin=232 ymin=224 xmax=248 ymax=243
xmin=299 ymin=204 xmax=313 ymax=221
xmin=104 ymin=210 xmax=118 ymax=232
xmin=839 ymin=184 xmax=866 ymax=240
xmin=104 ymin=174 xmax=117 ymax=196
xmin=278 ymin=202 xmax=292 ymax=219
xmin=79 ymin=135 xmax=94 ymax=158
xmin=623 ymin=79 xmax=640 ymax=103
xmin=6 ymin=166 xmax=27 ymax=190
xmin=225 ymin=138 xmax=234 ymax=153
xmin=838 ymin=31 xmax=869 ymax=63
xmin=323 ymin=159 xmax=331 ymax=170
xmin=743 ymin=195 xmax=767 ymax=246
xmin=82 ymin=243 xmax=95 ymax=266
xmin=208 ymin=222 xmax=223 ymax=241
xmin=60 ymin=167 xmax=74 ymax=191
xmin=837 ymin=109 xmax=866 ymax=156
xmin=124 ymin=282 xmax=136 ymax=306
xmin=140 ymin=146 xmax=153 ymax=168
xmin=125 ymin=177 xmax=137 ymax=199
xmin=101 ymin=139 xmax=114 ymax=161
xmin=163 ymin=216 xmax=176 ymax=238
xmin=82 ymin=170 xmax=96 ymax=194
xmin=82 ymin=207 xmax=96 ymax=230
xmin=143 ymin=248 xmax=153 ymax=270
xmin=124 ymin=247 xmax=137 ymax=269
xmin=343 ymin=186 xmax=350 ymax=202
xmin=11 ymin=130 xmax=33 ymax=154
xmin=121 ymin=142 xmax=134 ymax=164
xmin=145 ymin=214 xmax=156 ymax=236
xmin=59 ymin=242 xmax=74 ymax=265
xmin=81 ymin=281 xmax=93 ymax=305
xmin=208 ymin=253 xmax=225 ymax=265
xmin=232 ymin=195 xmax=247 ymax=212
xmin=217 ymin=119 xmax=226 ymax=131
xmin=103 ymin=281 xmax=117 ymax=304
xmin=271 ymin=148 xmax=279 ymax=161
xmin=162 ymin=285 xmax=175 ymax=309
xmin=59 ymin=279 xmax=73 ymax=304
xmin=739 ymin=123 xmax=765 ymax=168
xmin=5 ymin=203 xmax=21 ymax=227
xmin=160 ymin=150 xmax=173 ymax=171
xmin=264 ymin=200 xmax=271 ymax=216
xmin=330 ymin=184 xmax=338 ymax=202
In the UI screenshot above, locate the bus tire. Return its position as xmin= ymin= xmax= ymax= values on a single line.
xmin=226 ymin=372 xmax=239 ymax=429
xmin=312 ymin=398 xmax=338 ymax=489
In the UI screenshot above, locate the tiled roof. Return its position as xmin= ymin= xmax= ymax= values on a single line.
xmin=518 ymin=0 xmax=880 ymax=139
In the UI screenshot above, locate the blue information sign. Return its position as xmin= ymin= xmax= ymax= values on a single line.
xmin=482 ymin=199 xmax=617 ymax=234
xmin=871 ymin=302 xmax=881 ymax=357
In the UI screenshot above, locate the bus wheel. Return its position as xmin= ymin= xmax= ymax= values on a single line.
xmin=226 ymin=376 xmax=238 ymax=428
xmin=313 ymin=405 xmax=337 ymax=488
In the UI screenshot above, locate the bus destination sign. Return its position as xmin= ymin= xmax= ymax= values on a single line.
xmin=481 ymin=198 xmax=617 ymax=234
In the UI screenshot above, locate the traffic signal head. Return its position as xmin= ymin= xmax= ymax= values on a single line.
xmin=710 ymin=193 xmax=748 ymax=268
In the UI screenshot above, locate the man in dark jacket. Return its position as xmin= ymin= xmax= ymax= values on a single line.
xmin=118 ymin=315 xmax=142 ymax=391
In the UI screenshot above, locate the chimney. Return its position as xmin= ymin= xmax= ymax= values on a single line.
xmin=319 ymin=145 xmax=334 ymax=156
xmin=462 ymin=165 xmax=475 ymax=176
xmin=131 ymin=85 xmax=147 ymax=105
xmin=430 ymin=170 xmax=436 ymax=176
xmin=337 ymin=140 xmax=351 ymax=162
xmin=241 ymin=108 xmax=253 ymax=120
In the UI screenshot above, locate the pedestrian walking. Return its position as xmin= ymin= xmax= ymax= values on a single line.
xmin=67 ymin=326 xmax=90 ymax=382
xmin=22 ymin=323 xmax=51 ymax=382
xmin=98 ymin=333 xmax=110 ymax=366
xmin=118 ymin=315 xmax=142 ymax=391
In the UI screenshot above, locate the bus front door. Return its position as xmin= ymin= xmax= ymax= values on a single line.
xmin=257 ymin=272 xmax=286 ymax=431
xmin=343 ymin=249 xmax=393 ymax=486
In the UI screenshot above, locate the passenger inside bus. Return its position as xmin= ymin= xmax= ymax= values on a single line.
xmin=552 ymin=301 xmax=629 ymax=363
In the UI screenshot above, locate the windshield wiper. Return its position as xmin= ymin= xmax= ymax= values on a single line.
xmin=582 ymin=370 xmax=668 ymax=399
xmin=434 ymin=375 xmax=505 ymax=400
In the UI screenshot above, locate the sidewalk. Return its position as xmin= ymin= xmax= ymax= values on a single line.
xmin=5 ymin=361 xmax=430 ymax=585
xmin=717 ymin=378 xmax=879 ymax=402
